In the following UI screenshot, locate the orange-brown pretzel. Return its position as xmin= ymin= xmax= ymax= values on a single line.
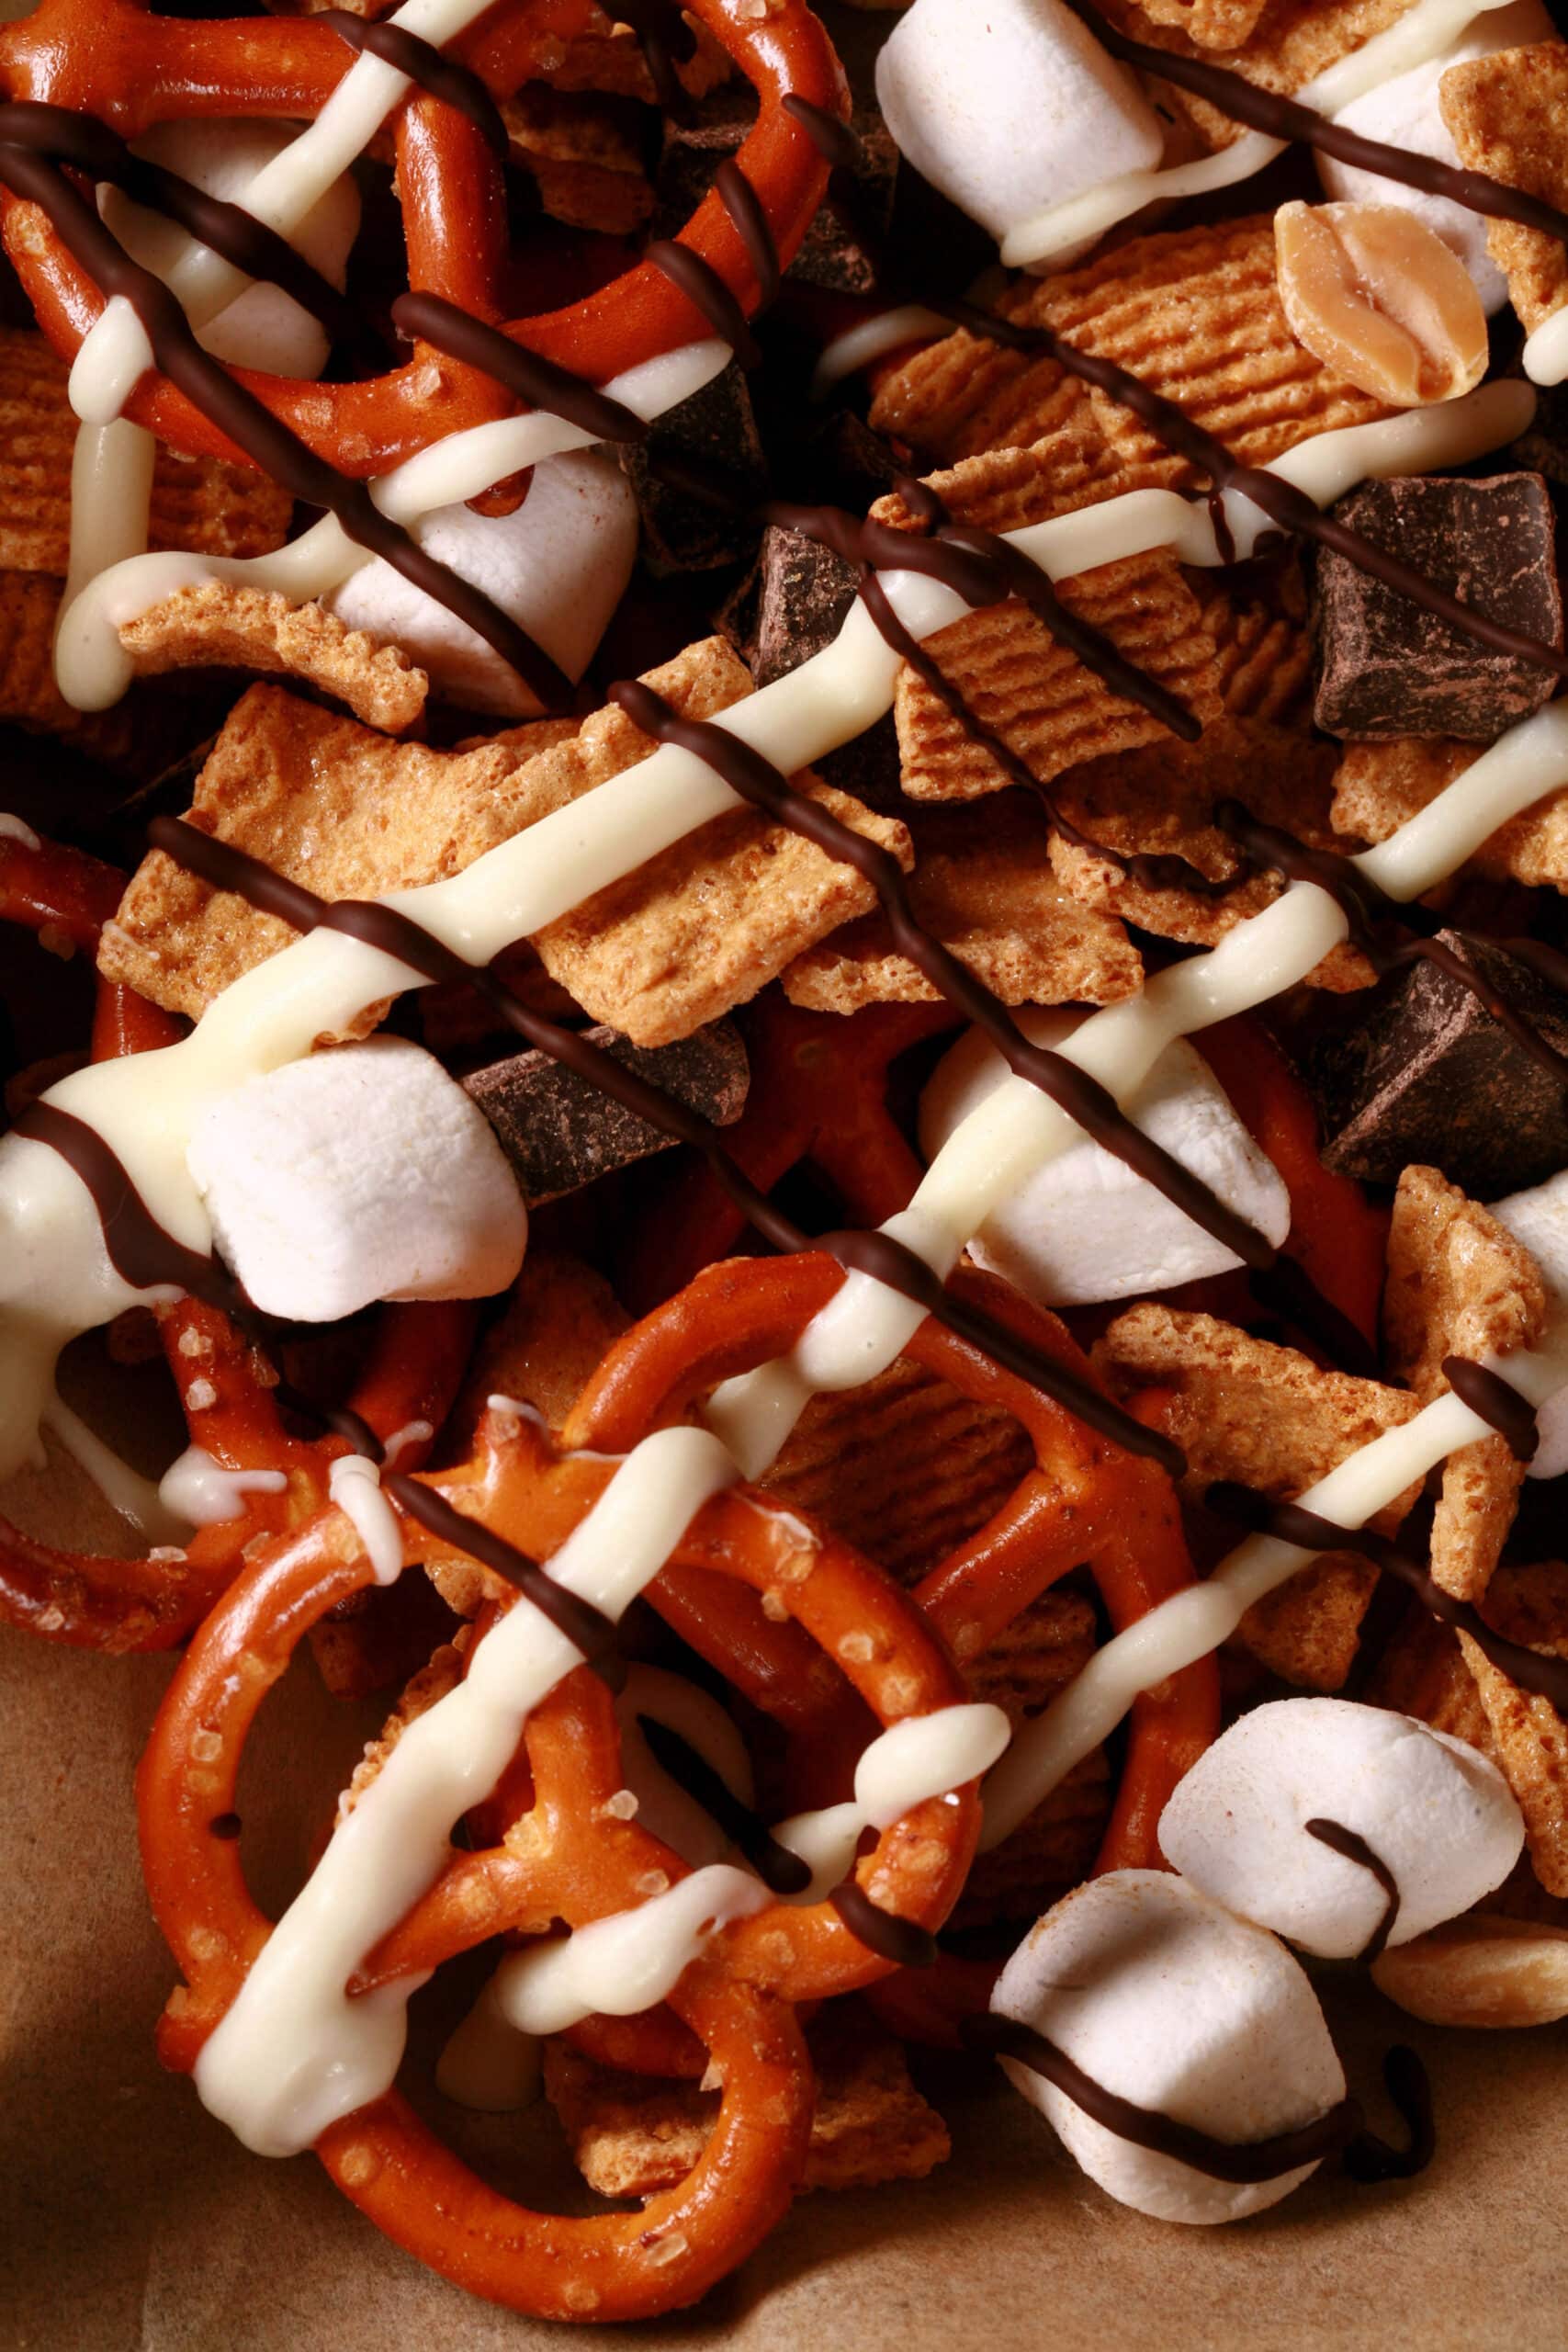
xmin=139 ymin=1385 xmax=987 ymax=2315
xmin=0 ymin=0 xmax=845 ymax=476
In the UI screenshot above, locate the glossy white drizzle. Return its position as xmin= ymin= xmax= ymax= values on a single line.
xmin=1000 ymin=0 xmax=1522 ymax=269
xmin=810 ymin=303 xmax=954 ymax=399
xmin=0 ymin=812 xmax=42 ymax=850
xmin=434 ymin=1972 xmax=543 ymax=2113
xmin=1524 ymin=303 xmax=1568 ymax=388
xmin=774 ymin=1703 xmax=1011 ymax=1901
xmin=495 ymin=1865 xmax=771 ymax=2037
xmin=43 ymin=1392 xmax=188 ymax=1542
xmin=328 ymin=1453 xmax=404 ymax=1586
xmin=157 ymin=1442 xmax=287 ymax=1530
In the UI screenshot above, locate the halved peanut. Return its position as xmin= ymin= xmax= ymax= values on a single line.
xmin=1371 ymin=1914 xmax=1568 ymax=2028
xmin=1275 ymin=199 xmax=1489 ymax=407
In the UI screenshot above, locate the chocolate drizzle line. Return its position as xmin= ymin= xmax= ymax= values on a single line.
xmin=391 ymin=290 xmax=647 ymax=444
xmin=1206 ymin=1481 xmax=1568 ymax=1713
xmin=1080 ymin=4 xmax=1568 ymax=255
xmin=647 ymin=237 xmax=761 ymax=370
xmin=830 ymin=1879 xmax=939 ymax=1969
xmin=613 ymin=0 xmax=698 ymax=123
xmin=382 ymin=1474 xmax=620 ymax=1671
xmin=611 ymin=676 xmax=1277 ymax=1277
xmin=1303 ymin=1817 xmax=1401 ymax=1963
xmin=0 ymin=110 xmax=573 ymax=712
xmin=318 ymin=9 xmax=508 ymax=159
xmin=142 ymin=812 xmax=1185 ymax=1473
xmin=0 ymin=102 xmax=362 ymax=357
xmin=1441 ymin=1355 xmax=1541 ymax=1463
xmin=715 ymin=158 xmax=781 ymax=311
xmin=781 ymin=94 xmax=863 ymax=177
xmin=636 ymin=1715 xmax=811 ymax=1894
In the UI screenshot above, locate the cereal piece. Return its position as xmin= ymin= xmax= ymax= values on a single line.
xmin=873 ymin=217 xmax=1394 ymax=473
xmin=1198 ymin=561 xmax=1314 ymax=727
xmin=502 ymin=84 xmax=652 ymax=236
xmin=1274 ymin=200 xmax=1488 ymax=407
xmin=1441 ymin=43 xmax=1568 ymax=334
xmin=0 ymin=573 xmax=140 ymax=767
xmin=782 ymin=793 xmax=1144 ymax=1012
xmin=530 ymin=647 xmax=912 ymax=1046
xmin=1384 ymin=1166 xmax=1546 ymax=1601
xmin=545 ymin=2002 xmax=949 ymax=2199
xmin=1365 ymin=1608 xmax=1498 ymax=1754
xmin=1332 ymin=736 xmax=1568 ymax=887
xmin=1371 ymin=1913 xmax=1568 ymax=2027
xmin=1461 ymin=1627 xmax=1568 ymax=1894
xmin=1134 ymin=0 xmax=1269 ymax=48
xmin=118 ymin=582 xmax=428 ymax=734
xmin=464 ymin=1019 xmax=750 ymax=1202
xmin=0 ymin=328 xmax=292 ymax=575
xmin=1095 ymin=1306 xmax=1423 ymax=1687
xmin=1306 ymin=931 xmax=1568 ymax=1195
xmin=1046 ymin=719 xmax=1370 ymax=987
xmin=1095 ymin=0 xmax=1418 ymax=149
xmin=1312 ymin=476 xmax=1562 ymax=741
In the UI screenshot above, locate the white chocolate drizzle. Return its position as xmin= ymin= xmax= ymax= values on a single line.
xmin=327 ymin=1453 xmax=404 ymax=1586
xmin=157 ymin=1442 xmax=287 ymax=1531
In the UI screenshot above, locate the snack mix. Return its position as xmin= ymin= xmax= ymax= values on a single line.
xmin=12 ymin=0 xmax=1568 ymax=2323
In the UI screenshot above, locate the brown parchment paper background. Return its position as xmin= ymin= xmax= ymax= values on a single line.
xmin=5 ymin=1446 xmax=1568 ymax=2352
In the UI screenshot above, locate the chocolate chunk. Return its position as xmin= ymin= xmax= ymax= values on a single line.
xmin=1306 ymin=931 xmax=1568 ymax=1194
xmin=618 ymin=359 xmax=766 ymax=574
xmin=1313 ymin=474 xmax=1563 ymax=742
xmin=656 ymin=86 xmax=897 ymax=295
xmin=464 ymin=1020 xmax=749 ymax=1202
xmin=744 ymin=520 xmax=903 ymax=810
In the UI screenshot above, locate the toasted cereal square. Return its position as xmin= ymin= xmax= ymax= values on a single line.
xmin=1134 ymin=0 xmax=1269 ymax=48
xmin=1442 ymin=44 xmax=1568 ymax=334
xmin=1461 ymin=1628 xmax=1568 ymax=1895
xmin=1365 ymin=1606 xmax=1498 ymax=1755
xmin=1197 ymin=560 xmax=1315 ymax=728
xmin=1094 ymin=1305 xmax=1423 ymax=1687
xmin=545 ymin=2001 xmax=949 ymax=2200
xmin=782 ymin=794 xmax=1144 ymax=1012
xmin=1331 ymin=736 xmax=1568 ymax=888
xmin=118 ymin=582 xmax=428 ymax=734
xmin=1096 ymin=0 xmax=1419 ymax=147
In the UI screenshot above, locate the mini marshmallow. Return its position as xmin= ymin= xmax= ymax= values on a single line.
xmin=106 ymin=122 xmax=361 ymax=380
xmin=919 ymin=1013 xmax=1290 ymax=1310
xmin=874 ymin=0 xmax=1164 ymax=253
xmin=1316 ymin=1 xmax=1552 ymax=314
xmin=186 ymin=1037 xmax=526 ymax=1323
xmin=1489 ymin=1167 xmax=1568 ymax=1476
xmin=1159 ymin=1699 xmax=1524 ymax=1961
xmin=325 ymin=451 xmax=637 ymax=718
xmin=991 ymin=1871 xmax=1345 ymax=2225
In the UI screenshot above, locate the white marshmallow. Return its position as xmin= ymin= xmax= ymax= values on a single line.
xmin=325 ymin=451 xmax=637 ymax=718
xmin=1158 ymin=1699 xmax=1524 ymax=1960
xmin=991 ymin=1871 xmax=1345 ymax=2225
xmin=874 ymin=0 xmax=1165 ymax=251
xmin=1489 ymin=1167 xmax=1568 ymax=1476
xmin=918 ymin=1013 xmax=1291 ymax=1309
xmin=104 ymin=121 xmax=361 ymax=380
xmin=1316 ymin=2 xmax=1553 ymax=314
xmin=186 ymin=1037 xmax=525 ymax=1323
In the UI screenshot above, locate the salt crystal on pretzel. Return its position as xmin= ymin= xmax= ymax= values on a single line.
xmin=117 ymin=581 xmax=428 ymax=733
xmin=919 ymin=1014 xmax=1291 ymax=1309
xmin=1384 ymin=1165 xmax=1547 ymax=1601
xmin=1332 ymin=735 xmax=1568 ymax=886
xmin=990 ymin=1870 xmax=1346 ymax=2224
xmin=186 ymin=1035 xmax=526 ymax=1322
xmin=1441 ymin=41 xmax=1568 ymax=338
xmin=1158 ymin=1696 xmax=1523 ymax=1957
xmin=545 ymin=2000 xmax=949 ymax=2201
xmin=323 ymin=451 xmax=638 ymax=718
xmin=782 ymin=794 xmax=1144 ymax=1013
xmin=1094 ymin=1306 xmax=1424 ymax=1690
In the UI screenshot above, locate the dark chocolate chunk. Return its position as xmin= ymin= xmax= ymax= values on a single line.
xmin=618 ymin=359 xmax=767 ymax=574
xmin=656 ymin=85 xmax=897 ymax=295
xmin=743 ymin=520 xmax=903 ymax=809
xmin=1313 ymin=474 xmax=1563 ymax=742
xmin=1307 ymin=930 xmax=1568 ymax=1194
xmin=464 ymin=1019 xmax=750 ymax=1202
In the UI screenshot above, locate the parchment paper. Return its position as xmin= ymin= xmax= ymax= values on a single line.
xmin=5 ymin=1442 xmax=1567 ymax=2352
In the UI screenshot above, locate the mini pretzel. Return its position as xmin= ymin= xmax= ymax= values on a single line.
xmin=0 ymin=0 xmax=845 ymax=477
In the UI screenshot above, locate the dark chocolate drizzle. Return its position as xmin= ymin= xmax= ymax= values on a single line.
xmin=782 ymin=94 xmax=863 ymax=176
xmin=716 ymin=158 xmax=781 ymax=311
xmin=1303 ymin=1817 xmax=1401 ymax=1963
xmin=647 ymin=237 xmax=761 ymax=369
xmin=142 ymin=812 xmax=1185 ymax=1473
xmin=1441 ymin=1355 xmax=1541 ymax=1463
xmin=1080 ymin=4 xmax=1568 ymax=254
xmin=636 ymin=1714 xmax=812 ymax=1894
xmin=0 ymin=109 xmax=573 ymax=712
xmin=1206 ymin=1481 xmax=1568 ymax=1713
xmin=613 ymin=0 xmax=698 ymax=122
xmin=830 ymin=1879 xmax=939 ymax=1968
xmin=318 ymin=9 xmax=508 ymax=159
xmin=391 ymin=289 xmax=647 ymax=443
xmin=12 ymin=1100 xmax=238 ymax=1311
xmin=382 ymin=1474 xmax=620 ymax=1671
xmin=968 ymin=2015 xmax=1433 ymax=2187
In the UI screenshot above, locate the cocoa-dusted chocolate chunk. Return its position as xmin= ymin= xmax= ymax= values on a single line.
xmin=618 ymin=360 xmax=766 ymax=574
xmin=655 ymin=85 xmax=897 ymax=294
xmin=464 ymin=1019 xmax=749 ymax=1203
xmin=1313 ymin=475 xmax=1563 ymax=742
xmin=1306 ymin=932 xmax=1568 ymax=1195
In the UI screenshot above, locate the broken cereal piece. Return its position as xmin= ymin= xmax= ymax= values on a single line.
xmin=1331 ymin=734 xmax=1568 ymax=888
xmin=1441 ymin=41 xmax=1568 ymax=337
xmin=117 ymin=582 xmax=428 ymax=733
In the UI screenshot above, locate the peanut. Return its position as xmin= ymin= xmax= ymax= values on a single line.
xmin=1371 ymin=1914 xmax=1568 ymax=2029
xmin=1275 ymin=199 xmax=1488 ymax=407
